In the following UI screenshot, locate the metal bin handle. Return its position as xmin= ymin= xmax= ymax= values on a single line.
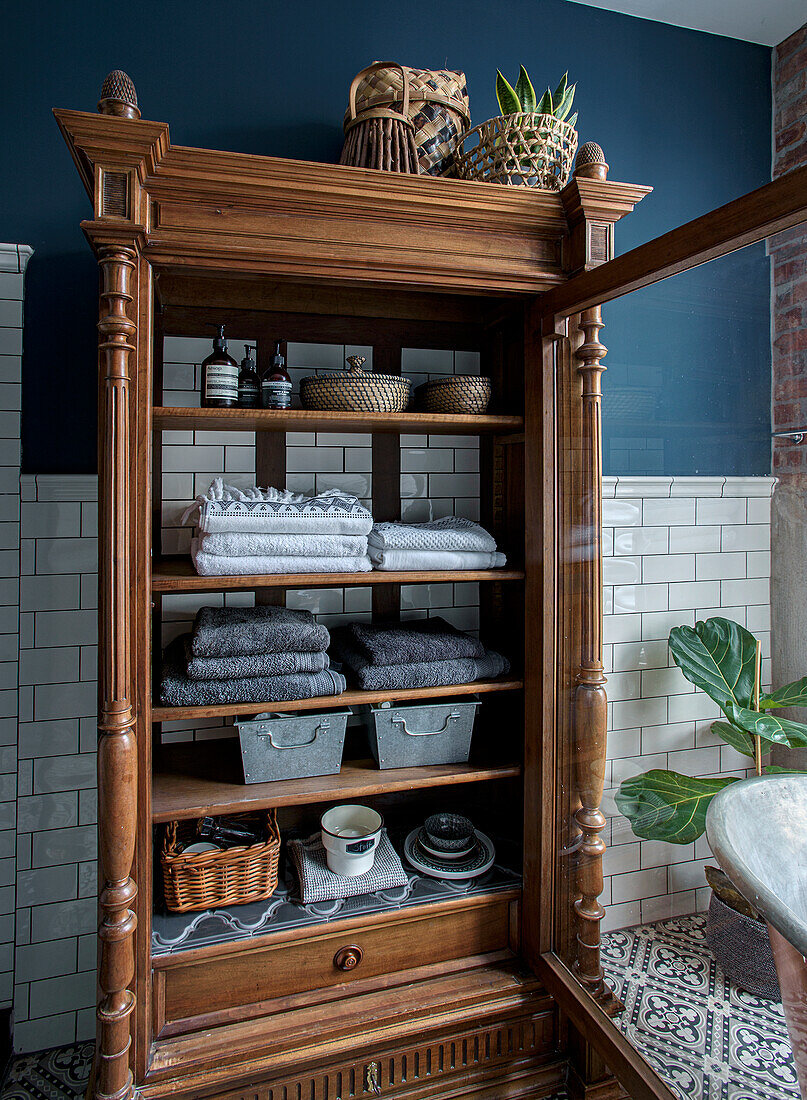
xmin=257 ymin=722 xmax=328 ymax=749
xmin=391 ymin=712 xmax=461 ymax=737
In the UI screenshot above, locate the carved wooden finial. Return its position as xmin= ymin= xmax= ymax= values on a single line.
xmin=575 ymin=141 xmax=609 ymax=181
xmin=98 ymin=70 xmax=140 ymax=119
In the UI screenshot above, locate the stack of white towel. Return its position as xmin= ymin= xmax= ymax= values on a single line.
xmin=368 ymin=517 xmax=506 ymax=571
xmin=183 ymin=480 xmax=373 ymax=576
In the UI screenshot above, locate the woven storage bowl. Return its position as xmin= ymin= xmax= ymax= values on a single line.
xmin=454 ymin=112 xmax=577 ymax=190
xmin=161 ymin=810 xmax=280 ymax=913
xmin=705 ymin=892 xmax=781 ymax=1000
xmin=300 ymin=356 xmax=411 ymax=413
xmin=341 ymin=62 xmax=470 ymax=177
xmin=416 ymin=375 xmax=492 ymax=414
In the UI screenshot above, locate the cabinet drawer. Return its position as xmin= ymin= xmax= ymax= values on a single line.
xmin=159 ymin=896 xmax=514 ymax=1031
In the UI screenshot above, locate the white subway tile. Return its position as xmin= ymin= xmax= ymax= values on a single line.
xmin=603 ymin=499 xmax=641 ymax=527
xmin=670 ymin=477 xmax=724 ymax=497
xmin=603 ymin=842 xmax=641 ymax=876
xmin=669 ymin=525 xmax=721 ymax=553
xmin=344 ymin=448 xmax=372 ymax=472
xmin=668 ymin=580 xmax=720 ymax=610
xmin=603 ymin=557 xmax=640 ymax=586
xmin=613 ymin=583 xmax=668 ymax=615
xmin=722 ymin=476 xmax=775 ymax=497
xmin=667 ymin=693 xmax=721 ymax=723
xmin=429 ymin=473 xmax=479 ymax=497
xmin=640 ymin=839 xmax=695 ymax=868
xmin=641 ymin=891 xmax=697 ymax=923
xmin=695 ymin=552 xmax=747 ymax=581
xmin=454 ymin=449 xmax=479 ymax=472
xmin=606 ymin=672 xmax=641 ymax=701
xmin=615 ymin=477 xmax=671 ymax=498
xmin=641 ymin=554 xmax=695 ymax=583
xmin=746 ymin=604 xmax=771 ymax=632
xmin=720 ymin=577 xmax=769 ymax=606
xmin=746 ymin=551 xmax=770 ymax=578
xmin=746 ymin=496 xmax=772 ymax=524
xmin=162 ymin=446 xmax=223 ymax=472
xmin=286 ymin=342 xmax=343 ymax=369
xmin=317 ymin=433 xmax=372 ymax=446
xmin=316 ymin=473 xmax=371 ymax=498
xmin=641 ymin=608 xmax=695 ymax=640
xmin=400 ymin=474 xmax=428 ymax=499
xmin=696 ymin=497 xmax=746 ymax=525
xmin=611 ymin=696 xmax=667 ymax=730
xmin=610 ymin=866 xmax=668 ymax=904
xmin=601 ymin=901 xmax=642 ymax=933
xmin=400 ymin=448 xmax=453 ymax=473
xmin=721 ymin=524 xmax=769 ymax=552
xmin=605 ymin=727 xmax=642 ymax=759
xmin=642 ymin=498 xmax=694 ymax=526
xmin=603 ymin=529 xmax=614 ymax=556
xmin=222 ymin=446 xmax=256 ymax=473
xmin=286 ymin=447 xmax=343 ymax=473
xmin=667 ymin=858 xmax=712 ymax=893
xmin=641 ymin=666 xmax=693 ymax=698
xmin=667 ymin=746 xmax=721 ymax=775
xmin=611 ymin=639 xmax=669 ymax=672
xmin=603 ymin=614 xmax=642 ymax=644
xmin=614 ymin=526 xmax=668 ymax=556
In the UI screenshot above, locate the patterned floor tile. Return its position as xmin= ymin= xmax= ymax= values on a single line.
xmin=0 ymin=1042 xmax=92 ymax=1099
xmin=603 ymin=914 xmax=800 ymax=1100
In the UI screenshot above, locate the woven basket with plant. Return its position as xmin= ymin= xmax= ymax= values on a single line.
xmin=454 ymin=68 xmax=578 ymax=190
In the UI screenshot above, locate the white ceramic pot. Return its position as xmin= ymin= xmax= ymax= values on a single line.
xmin=320 ymin=804 xmax=382 ymax=877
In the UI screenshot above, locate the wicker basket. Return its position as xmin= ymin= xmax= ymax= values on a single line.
xmin=705 ymin=892 xmax=781 ymax=1000
xmin=341 ymin=62 xmax=470 ymax=177
xmin=454 ymin=112 xmax=577 ymax=190
xmin=416 ymin=375 xmax=492 ymax=414
xmin=161 ymin=810 xmax=280 ymax=913
xmin=300 ymin=356 xmax=411 ymax=413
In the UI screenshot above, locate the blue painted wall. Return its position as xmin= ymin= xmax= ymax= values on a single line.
xmin=2 ymin=0 xmax=772 ymax=474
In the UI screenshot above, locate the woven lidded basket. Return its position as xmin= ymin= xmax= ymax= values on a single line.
xmin=705 ymin=892 xmax=781 ymax=1000
xmin=161 ymin=810 xmax=280 ymax=913
xmin=341 ymin=62 xmax=471 ymax=177
xmin=454 ymin=112 xmax=577 ymax=190
xmin=300 ymin=356 xmax=411 ymax=413
xmin=416 ymin=375 xmax=492 ymax=414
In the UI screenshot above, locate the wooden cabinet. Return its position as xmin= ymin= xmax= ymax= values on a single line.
xmin=55 ymin=95 xmax=651 ymax=1100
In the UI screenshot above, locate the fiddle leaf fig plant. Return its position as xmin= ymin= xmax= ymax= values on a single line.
xmin=615 ymin=617 xmax=807 ymax=845
xmin=495 ymin=66 xmax=578 ymax=128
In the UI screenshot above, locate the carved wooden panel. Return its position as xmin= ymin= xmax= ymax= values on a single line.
xmin=209 ymin=1013 xmax=557 ymax=1100
xmin=101 ymin=170 xmax=130 ymax=219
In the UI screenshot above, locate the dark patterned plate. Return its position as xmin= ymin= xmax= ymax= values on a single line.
xmin=404 ymin=828 xmax=495 ymax=879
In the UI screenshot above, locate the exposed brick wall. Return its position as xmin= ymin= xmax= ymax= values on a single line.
xmin=772 ymin=22 xmax=807 ymax=472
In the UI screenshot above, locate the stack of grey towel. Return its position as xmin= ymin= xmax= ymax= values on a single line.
xmin=159 ymin=606 xmax=346 ymax=707
xmin=329 ymin=618 xmax=509 ymax=691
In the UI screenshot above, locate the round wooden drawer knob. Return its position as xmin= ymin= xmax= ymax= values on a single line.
xmin=334 ymin=944 xmax=363 ymax=971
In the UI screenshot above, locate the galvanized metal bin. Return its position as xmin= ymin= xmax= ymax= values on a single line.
xmin=365 ymin=699 xmax=480 ymax=769
xmin=235 ymin=710 xmax=351 ymax=784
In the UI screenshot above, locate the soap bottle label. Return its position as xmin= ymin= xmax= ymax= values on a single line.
xmin=205 ymin=364 xmax=238 ymax=403
xmin=262 ymin=379 xmax=292 ymax=409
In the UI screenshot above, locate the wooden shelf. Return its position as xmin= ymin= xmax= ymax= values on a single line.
xmin=152 ymin=741 xmax=521 ymax=822
xmin=152 ymin=406 xmax=524 ymax=435
xmin=152 ymin=679 xmax=523 ymax=723
xmin=152 ymin=557 xmax=525 ymax=592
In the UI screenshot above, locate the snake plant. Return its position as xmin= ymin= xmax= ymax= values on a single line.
xmin=495 ymin=67 xmax=578 ymax=128
xmin=615 ymin=617 xmax=807 ymax=844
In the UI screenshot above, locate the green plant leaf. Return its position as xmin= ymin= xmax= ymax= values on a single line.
xmin=553 ymin=72 xmax=568 ymax=102
xmin=537 ymin=86 xmax=553 ymax=114
xmin=514 ymin=65 xmax=536 ymax=112
xmin=495 ymin=70 xmax=521 ymax=116
xmin=615 ymin=770 xmax=738 ymax=844
xmin=759 ymin=675 xmax=807 ymax=710
xmin=723 ymin=700 xmax=807 ymax=747
xmin=567 ymin=111 xmax=578 ymax=129
xmin=711 ymin=719 xmax=756 ymax=758
xmin=765 ymin=764 xmax=807 ymax=774
xmin=554 ymin=83 xmax=576 ymax=121
xmin=669 ymin=617 xmax=758 ymax=712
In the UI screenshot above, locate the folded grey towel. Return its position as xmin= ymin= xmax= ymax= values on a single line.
xmin=160 ymin=638 xmax=346 ymax=707
xmin=199 ymin=531 xmax=369 ymax=558
xmin=190 ymin=606 xmax=330 ymax=658
xmin=332 ymin=638 xmax=509 ymax=691
xmin=183 ymin=638 xmax=329 ymax=682
xmin=330 ymin=618 xmax=486 ymax=667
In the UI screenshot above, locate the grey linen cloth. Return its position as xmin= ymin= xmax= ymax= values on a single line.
xmin=190 ymin=606 xmax=330 ymax=658
xmin=160 ymin=637 xmax=345 ymax=707
xmin=331 ymin=618 xmax=486 ymax=666
xmin=331 ymin=637 xmax=510 ymax=691
xmin=368 ymin=517 xmax=497 ymax=553
xmin=198 ymin=531 xmax=368 ymax=557
xmin=183 ymin=638 xmax=329 ymax=682
xmin=288 ymin=829 xmax=407 ymax=904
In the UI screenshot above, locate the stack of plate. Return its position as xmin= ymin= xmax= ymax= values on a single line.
xmin=404 ymin=812 xmax=495 ymax=880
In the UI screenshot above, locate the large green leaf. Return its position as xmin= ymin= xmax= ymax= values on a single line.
xmin=711 ymin=719 xmax=756 ymax=758
xmin=669 ymin=618 xmax=757 ymax=711
xmin=496 ymin=70 xmax=521 ymax=115
xmin=723 ymin=700 xmax=807 ymax=747
xmin=554 ymin=83 xmax=576 ymax=121
xmin=765 ymin=765 xmax=807 ymax=775
xmin=615 ymin=770 xmax=738 ymax=843
xmin=760 ymin=675 xmax=807 ymax=710
xmin=553 ymin=72 xmax=568 ymax=102
xmin=514 ymin=65 xmax=536 ymax=112
xmin=537 ymin=86 xmax=554 ymax=114
xmin=566 ymin=111 xmax=578 ymax=129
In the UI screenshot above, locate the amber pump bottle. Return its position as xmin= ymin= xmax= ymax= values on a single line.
xmin=238 ymin=345 xmax=260 ymax=408
xmin=261 ymin=341 xmax=292 ymax=410
xmin=201 ymin=325 xmax=239 ymax=408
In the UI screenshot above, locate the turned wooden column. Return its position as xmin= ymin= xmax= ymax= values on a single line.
xmin=95 ymin=245 xmax=138 ymax=1100
xmin=572 ymin=307 xmax=620 ymax=1015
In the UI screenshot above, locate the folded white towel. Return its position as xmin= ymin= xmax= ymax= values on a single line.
xmin=191 ymin=539 xmax=373 ymax=576
xmin=369 ymin=517 xmax=497 ymax=553
xmin=198 ymin=531 xmax=368 ymax=558
xmin=369 ymin=547 xmax=507 ymax=571
xmin=182 ymin=480 xmax=373 ymax=535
